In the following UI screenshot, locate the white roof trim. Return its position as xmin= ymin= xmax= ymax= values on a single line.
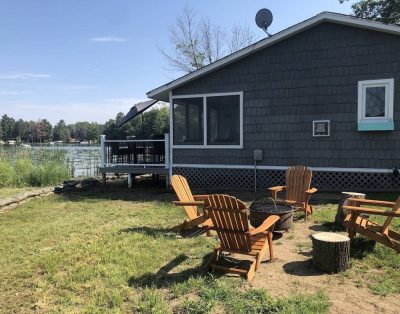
xmin=147 ymin=12 xmax=400 ymax=100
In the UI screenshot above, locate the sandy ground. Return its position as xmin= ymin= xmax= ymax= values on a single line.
xmin=240 ymin=221 xmax=400 ymax=314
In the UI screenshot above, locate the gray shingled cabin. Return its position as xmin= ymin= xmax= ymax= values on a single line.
xmin=103 ymin=12 xmax=400 ymax=192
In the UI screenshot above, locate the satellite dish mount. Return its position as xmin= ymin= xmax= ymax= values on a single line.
xmin=255 ymin=8 xmax=273 ymax=37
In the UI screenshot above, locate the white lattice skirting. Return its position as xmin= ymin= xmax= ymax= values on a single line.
xmin=173 ymin=167 xmax=400 ymax=192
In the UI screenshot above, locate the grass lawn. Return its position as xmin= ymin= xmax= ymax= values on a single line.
xmin=0 ymin=184 xmax=398 ymax=313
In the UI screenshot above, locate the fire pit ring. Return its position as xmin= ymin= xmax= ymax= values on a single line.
xmin=249 ymin=197 xmax=294 ymax=231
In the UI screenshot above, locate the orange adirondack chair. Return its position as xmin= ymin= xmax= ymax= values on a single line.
xmin=204 ymin=194 xmax=279 ymax=281
xmin=343 ymin=196 xmax=400 ymax=253
xmin=268 ymin=166 xmax=317 ymax=220
xmin=171 ymin=175 xmax=213 ymax=233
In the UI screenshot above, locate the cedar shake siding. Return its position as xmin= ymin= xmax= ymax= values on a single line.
xmin=171 ymin=22 xmax=400 ymax=170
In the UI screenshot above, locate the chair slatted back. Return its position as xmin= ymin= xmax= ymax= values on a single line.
xmin=286 ymin=166 xmax=312 ymax=203
xmin=205 ymin=194 xmax=251 ymax=252
xmin=381 ymin=196 xmax=400 ymax=235
xmin=171 ymin=175 xmax=200 ymax=220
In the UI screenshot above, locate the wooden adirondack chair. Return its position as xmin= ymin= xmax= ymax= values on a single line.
xmin=268 ymin=166 xmax=317 ymax=220
xmin=204 ymin=194 xmax=279 ymax=281
xmin=343 ymin=196 xmax=400 ymax=253
xmin=171 ymin=175 xmax=213 ymax=233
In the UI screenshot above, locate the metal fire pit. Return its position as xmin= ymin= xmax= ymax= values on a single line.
xmin=249 ymin=197 xmax=294 ymax=231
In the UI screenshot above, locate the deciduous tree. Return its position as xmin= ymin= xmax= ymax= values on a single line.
xmin=160 ymin=6 xmax=257 ymax=74
xmin=340 ymin=0 xmax=400 ymax=24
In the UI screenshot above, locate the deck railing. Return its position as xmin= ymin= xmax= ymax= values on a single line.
xmin=100 ymin=133 xmax=169 ymax=168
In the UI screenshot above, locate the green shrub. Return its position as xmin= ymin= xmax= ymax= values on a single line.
xmin=14 ymin=159 xmax=34 ymax=186
xmin=0 ymin=160 xmax=14 ymax=187
xmin=27 ymin=162 xmax=70 ymax=187
xmin=0 ymin=150 xmax=71 ymax=187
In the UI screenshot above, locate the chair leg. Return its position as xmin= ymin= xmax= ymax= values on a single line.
xmin=205 ymin=247 xmax=220 ymax=272
xmin=267 ymin=232 xmax=274 ymax=261
xmin=246 ymin=260 xmax=256 ymax=281
xmin=304 ymin=204 xmax=313 ymax=221
xmin=255 ymin=253 xmax=261 ymax=271
xmin=206 ymin=229 xmax=211 ymax=237
xmin=348 ymin=228 xmax=356 ymax=240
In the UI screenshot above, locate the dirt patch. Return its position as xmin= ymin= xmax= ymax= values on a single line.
xmin=243 ymin=221 xmax=399 ymax=314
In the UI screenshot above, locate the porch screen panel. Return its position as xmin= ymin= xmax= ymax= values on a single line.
xmin=207 ymin=95 xmax=240 ymax=145
xmin=173 ymin=97 xmax=204 ymax=145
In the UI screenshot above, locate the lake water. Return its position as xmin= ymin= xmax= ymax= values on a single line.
xmin=1 ymin=145 xmax=101 ymax=177
xmin=40 ymin=145 xmax=101 ymax=177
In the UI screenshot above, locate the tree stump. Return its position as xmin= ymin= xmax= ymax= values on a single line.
xmin=335 ymin=192 xmax=365 ymax=227
xmin=311 ymin=232 xmax=350 ymax=273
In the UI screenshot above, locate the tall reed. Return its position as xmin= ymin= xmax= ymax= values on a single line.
xmin=0 ymin=148 xmax=72 ymax=187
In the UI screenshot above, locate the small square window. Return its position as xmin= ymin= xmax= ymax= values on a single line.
xmin=365 ymin=86 xmax=385 ymax=117
xmin=313 ymin=120 xmax=330 ymax=137
xmin=358 ymin=79 xmax=394 ymax=131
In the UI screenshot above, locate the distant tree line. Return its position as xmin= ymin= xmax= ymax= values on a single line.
xmin=103 ymin=105 xmax=169 ymax=140
xmin=0 ymin=106 xmax=169 ymax=143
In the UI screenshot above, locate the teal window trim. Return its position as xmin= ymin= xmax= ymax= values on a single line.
xmin=357 ymin=121 xmax=394 ymax=131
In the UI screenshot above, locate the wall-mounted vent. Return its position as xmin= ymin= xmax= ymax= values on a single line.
xmin=313 ymin=120 xmax=330 ymax=137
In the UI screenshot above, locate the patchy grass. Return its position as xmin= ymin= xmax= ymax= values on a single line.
xmin=0 ymin=187 xmax=38 ymax=198
xmin=312 ymin=203 xmax=400 ymax=296
xmin=170 ymin=276 xmax=329 ymax=314
xmin=0 ymin=184 xmax=330 ymax=313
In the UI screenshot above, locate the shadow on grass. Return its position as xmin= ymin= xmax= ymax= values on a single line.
xmin=350 ymin=237 xmax=376 ymax=259
xmin=119 ymin=226 xmax=177 ymax=239
xmin=128 ymin=253 xmax=222 ymax=288
xmin=308 ymin=222 xmax=345 ymax=232
xmin=120 ymin=226 xmax=207 ymax=239
xmin=60 ymin=180 xmax=175 ymax=203
xmin=282 ymin=259 xmax=324 ymax=276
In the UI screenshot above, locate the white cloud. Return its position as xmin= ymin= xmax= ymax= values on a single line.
xmin=0 ymin=72 xmax=51 ymax=80
xmin=90 ymin=37 xmax=128 ymax=42
xmin=62 ymin=85 xmax=98 ymax=91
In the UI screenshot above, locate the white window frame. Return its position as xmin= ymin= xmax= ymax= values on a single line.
xmin=357 ymin=78 xmax=394 ymax=123
xmin=312 ymin=120 xmax=330 ymax=137
xmin=171 ymin=91 xmax=243 ymax=149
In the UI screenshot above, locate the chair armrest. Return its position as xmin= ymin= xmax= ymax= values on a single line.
xmin=347 ymin=198 xmax=395 ymax=208
xmin=343 ymin=206 xmax=400 ymax=217
xmin=193 ymin=195 xmax=209 ymax=201
xmin=268 ymin=186 xmax=286 ymax=192
xmin=246 ymin=215 xmax=280 ymax=236
xmin=173 ymin=201 xmax=204 ymax=206
xmin=305 ymin=188 xmax=317 ymax=194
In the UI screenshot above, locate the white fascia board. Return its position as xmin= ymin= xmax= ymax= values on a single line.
xmin=172 ymin=163 xmax=393 ymax=173
xmin=147 ymin=12 xmax=400 ymax=100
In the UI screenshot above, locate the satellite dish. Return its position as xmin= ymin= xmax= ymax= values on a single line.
xmin=255 ymin=8 xmax=273 ymax=37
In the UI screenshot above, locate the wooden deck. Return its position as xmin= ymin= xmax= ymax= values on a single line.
xmin=99 ymin=165 xmax=168 ymax=175
xmin=99 ymin=134 xmax=170 ymax=188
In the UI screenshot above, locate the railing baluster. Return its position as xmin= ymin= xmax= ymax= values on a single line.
xmin=101 ymin=137 xmax=168 ymax=168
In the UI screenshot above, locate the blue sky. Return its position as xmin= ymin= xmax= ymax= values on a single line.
xmin=0 ymin=0 xmax=355 ymax=124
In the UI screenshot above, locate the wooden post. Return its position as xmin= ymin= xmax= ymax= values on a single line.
xmin=311 ymin=232 xmax=350 ymax=273
xmin=100 ymin=135 xmax=106 ymax=168
xmin=102 ymin=172 xmax=106 ymax=186
xmin=128 ymin=173 xmax=134 ymax=188
xmin=335 ymin=192 xmax=365 ymax=227
xmin=164 ymin=133 xmax=172 ymax=189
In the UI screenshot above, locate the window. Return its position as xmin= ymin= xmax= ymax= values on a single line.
xmin=172 ymin=92 xmax=243 ymax=148
xmin=358 ymin=79 xmax=394 ymax=131
xmin=173 ymin=97 xmax=203 ymax=145
xmin=207 ymin=95 xmax=240 ymax=145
